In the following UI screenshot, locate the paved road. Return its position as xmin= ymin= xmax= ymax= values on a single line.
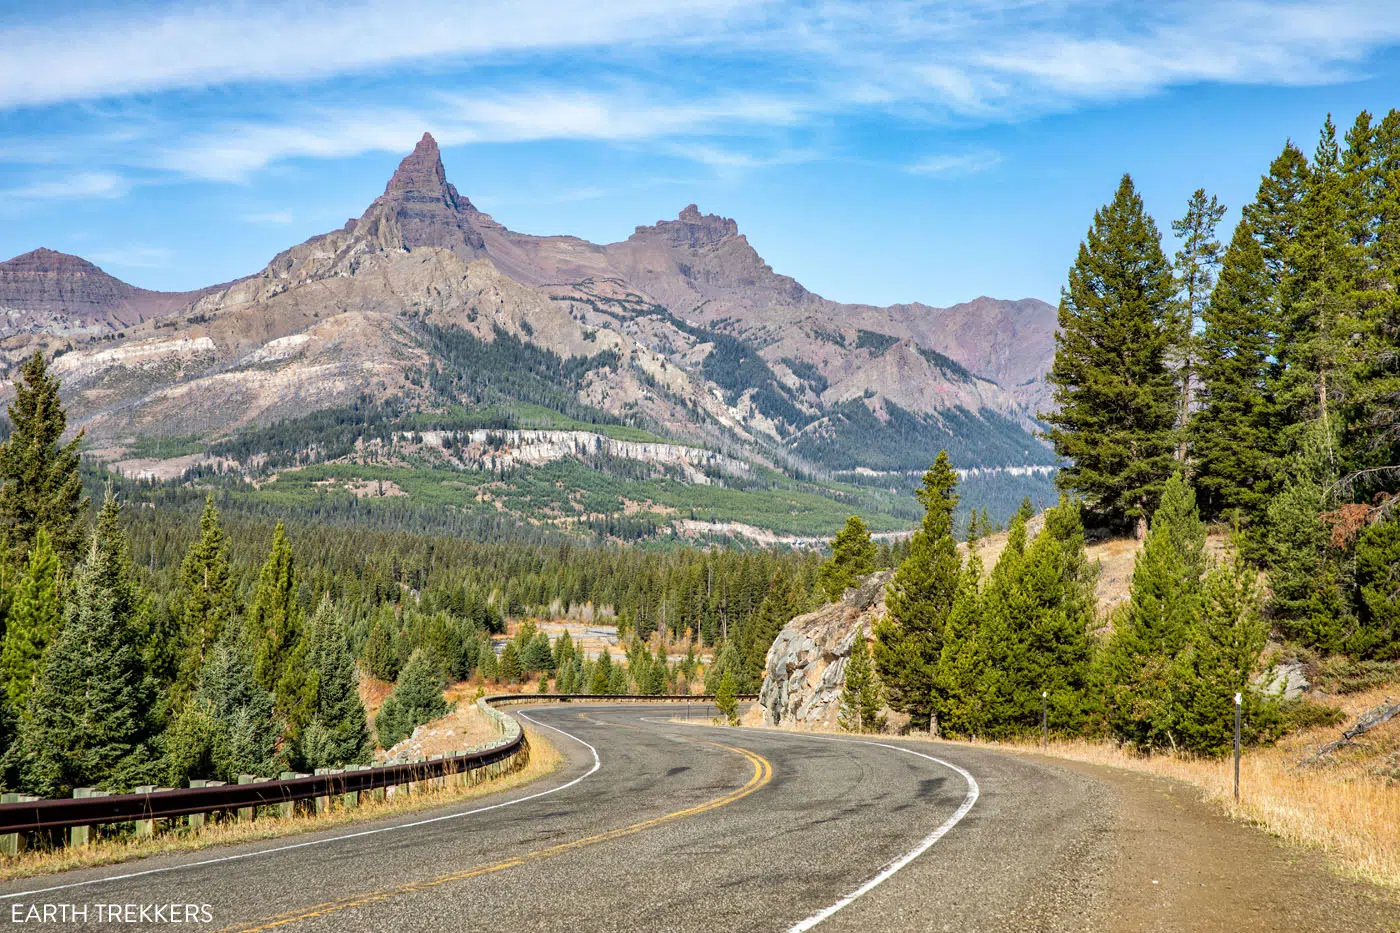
xmin=3 ymin=702 xmax=1383 ymax=932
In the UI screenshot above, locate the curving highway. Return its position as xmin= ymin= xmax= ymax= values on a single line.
xmin=1 ymin=703 xmax=1391 ymax=932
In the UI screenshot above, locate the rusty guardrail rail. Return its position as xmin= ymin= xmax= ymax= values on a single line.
xmin=0 ymin=694 xmax=753 ymax=837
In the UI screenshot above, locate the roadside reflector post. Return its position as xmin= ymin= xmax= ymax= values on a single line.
xmin=1233 ymin=692 xmax=1242 ymax=802
xmin=1041 ymin=690 xmax=1048 ymax=750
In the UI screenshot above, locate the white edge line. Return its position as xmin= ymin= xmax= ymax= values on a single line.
xmin=640 ymin=717 xmax=980 ymax=933
xmin=0 ymin=709 xmax=601 ymax=900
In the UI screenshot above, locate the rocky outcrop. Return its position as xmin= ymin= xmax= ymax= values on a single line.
xmin=758 ymin=570 xmax=892 ymax=728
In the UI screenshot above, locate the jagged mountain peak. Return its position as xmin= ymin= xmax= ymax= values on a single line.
xmin=631 ymin=204 xmax=741 ymax=250
xmin=354 ymin=131 xmax=485 ymax=258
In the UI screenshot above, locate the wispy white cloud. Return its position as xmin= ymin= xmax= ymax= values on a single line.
xmin=242 ymin=210 xmax=295 ymax=225
xmin=7 ymin=0 xmax=1400 ymax=186
xmin=906 ymin=149 xmax=1002 ymax=178
xmin=0 ymin=171 xmax=129 ymax=200
xmin=0 ymin=0 xmax=756 ymax=110
xmin=87 ymin=245 xmax=172 ymax=269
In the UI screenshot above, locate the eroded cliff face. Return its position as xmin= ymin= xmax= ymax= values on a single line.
xmin=758 ymin=570 xmax=892 ymax=728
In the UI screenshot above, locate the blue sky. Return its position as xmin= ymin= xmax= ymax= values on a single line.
xmin=3 ymin=1 xmax=1400 ymax=307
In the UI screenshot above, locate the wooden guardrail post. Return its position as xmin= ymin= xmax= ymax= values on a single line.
xmin=0 ymin=793 xmax=35 ymax=855
xmin=133 ymin=786 xmax=157 ymax=837
xmin=278 ymin=773 xmax=308 ymax=818
xmin=313 ymin=769 xmax=331 ymax=814
xmin=237 ymin=775 xmax=257 ymax=822
xmin=69 ymin=788 xmax=108 ymax=847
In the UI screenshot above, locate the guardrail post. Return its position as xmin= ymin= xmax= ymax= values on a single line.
xmin=237 ymin=775 xmax=257 ymax=822
xmin=0 ymin=793 xmax=35 ymax=855
xmin=338 ymin=762 xmax=361 ymax=806
xmin=278 ymin=773 xmax=308 ymax=818
xmin=133 ymin=786 xmax=158 ymax=837
xmin=313 ymin=769 xmax=332 ymax=813
xmin=69 ymin=788 xmax=107 ymax=847
xmin=428 ymin=755 xmax=444 ymax=792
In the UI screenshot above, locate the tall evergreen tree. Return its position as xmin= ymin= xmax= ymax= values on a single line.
xmin=974 ymin=498 xmax=1097 ymax=738
xmin=818 ymin=515 xmax=878 ymax=602
xmin=1191 ymin=219 xmax=1282 ymax=523
xmin=1172 ymin=549 xmax=1273 ymax=756
xmin=932 ymin=514 xmax=986 ymax=738
xmin=741 ymin=571 xmax=801 ymax=692
xmin=246 ymin=523 xmax=308 ymax=726
xmin=17 ymin=497 xmax=156 ymax=795
xmin=0 ymin=352 xmax=87 ymax=567
xmin=297 ymin=596 xmax=371 ymax=769
xmin=874 ymin=453 xmax=962 ymax=729
xmin=714 ymin=669 xmax=738 ymax=726
xmin=374 ymin=650 xmax=447 ymax=748
xmin=172 ymin=495 xmax=236 ymax=711
xmin=165 ymin=625 xmax=278 ymax=784
xmin=498 ymin=641 xmax=523 ymax=684
xmin=1100 ymin=473 xmax=1207 ymax=751
xmin=0 ymin=528 xmax=61 ymax=712
xmin=1045 ymin=175 xmax=1180 ymax=538
xmin=838 ymin=630 xmax=883 ymax=733
xmin=1264 ymin=423 xmax=1350 ymax=650
xmin=1171 ymin=189 xmax=1228 ymax=462
xmin=1351 ymin=514 xmax=1400 ymax=659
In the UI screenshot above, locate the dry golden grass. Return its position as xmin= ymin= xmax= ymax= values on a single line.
xmin=0 ymin=726 xmax=561 ymax=882
xmin=977 ymin=685 xmax=1400 ymax=891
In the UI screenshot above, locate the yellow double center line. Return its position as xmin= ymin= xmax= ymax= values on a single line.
xmin=222 ymin=740 xmax=773 ymax=932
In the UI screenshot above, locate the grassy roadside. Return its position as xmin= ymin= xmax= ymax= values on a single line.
xmin=0 ymin=726 xmax=560 ymax=882
xmin=973 ymin=687 xmax=1400 ymax=892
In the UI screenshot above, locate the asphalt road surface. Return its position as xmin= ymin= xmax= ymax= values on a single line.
xmin=0 ymin=703 xmax=1393 ymax=932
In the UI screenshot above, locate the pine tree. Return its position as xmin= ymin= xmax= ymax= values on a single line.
xmin=1100 ymin=473 xmax=1207 ymax=751
xmin=1277 ymin=117 xmax=1355 ymax=442
xmin=165 ymin=625 xmax=278 ymax=784
xmin=1045 ymin=174 xmax=1180 ymax=538
xmin=589 ymin=650 xmax=612 ymax=694
xmin=1264 ymin=423 xmax=1349 ymax=651
xmin=17 ymin=497 xmax=156 ymax=795
xmin=606 ymin=662 xmax=628 ymax=696
xmin=477 ymin=638 xmax=499 ymax=682
xmin=933 ymin=515 xmax=986 ymax=737
xmin=1351 ymin=515 xmax=1400 ymax=659
xmin=374 ymin=650 xmax=447 ymax=748
xmin=1172 ymin=549 xmax=1273 ymax=756
xmin=1171 ymin=189 xmax=1228 ymax=462
xmin=297 ymin=596 xmax=371 ymax=770
xmin=715 ymin=669 xmax=738 ymax=726
xmin=704 ymin=642 xmax=739 ymax=695
xmin=361 ymin=611 xmax=401 ymax=682
xmin=974 ymin=498 xmax=1096 ymax=738
xmin=838 ymin=631 xmax=883 ymax=733
xmin=1191 ymin=219 xmax=1282 ymax=523
xmin=172 ymin=495 xmax=236 ymax=712
xmin=246 ymin=523 xmax=304 ymax=708
xmin=741 ymin=571 xmax=800 ymax=692
xmin=0 ymin=352 xmax=87 ymax=568
xmin=874 ymin=453 xmax=961 ymax=729
xmin=0 ymin=528 xmax=61 ymax=711
xmin=818 ymin=515 xmax=878 ymax=602
xmin=499 ymin=641 xmax=523 ymax=684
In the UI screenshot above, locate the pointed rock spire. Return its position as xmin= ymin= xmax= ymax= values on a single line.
xmin=357 ymin=132 xmax=486 ymax=259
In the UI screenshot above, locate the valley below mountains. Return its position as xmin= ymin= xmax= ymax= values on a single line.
xmin=0 ymin=133 xmax=1059 ymax=541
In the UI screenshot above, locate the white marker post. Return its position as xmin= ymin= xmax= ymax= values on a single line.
xmin=1233 ymin=692 xmax=1242 ymax=802
xmin=1041 ymin=690 xmax=1048 ymax=750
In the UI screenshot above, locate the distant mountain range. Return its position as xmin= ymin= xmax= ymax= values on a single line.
xmin=0 ymin=133 xmax=1059 ymax=539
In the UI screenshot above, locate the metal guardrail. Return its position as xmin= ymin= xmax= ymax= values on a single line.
xmin=0 ymin=693 xmax=755 ymax=836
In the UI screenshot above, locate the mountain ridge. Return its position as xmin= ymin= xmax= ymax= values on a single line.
xmin=0 ymin=132 xmax=1059 ymax=538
